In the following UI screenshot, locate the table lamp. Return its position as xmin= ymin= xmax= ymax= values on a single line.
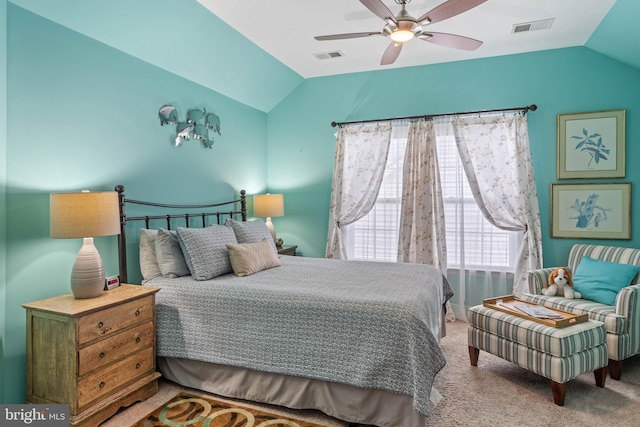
xmin=50 ymin=190 xmax=121 ymax=299
xmin=253 ymin=193 xmax=284 ymax=248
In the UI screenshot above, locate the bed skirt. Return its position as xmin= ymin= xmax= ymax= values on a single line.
xmin=158 ymin=357 xmax=430 ymax=427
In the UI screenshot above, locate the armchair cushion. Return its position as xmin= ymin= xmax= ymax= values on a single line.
xmin=572 ymin=256 xmax=640 ymax=305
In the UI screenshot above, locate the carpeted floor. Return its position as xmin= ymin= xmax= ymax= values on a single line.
xmin=103 ymin=320 xmax=640 ymax=426
xmin=429 ymin=321 xmax=640 ymax=427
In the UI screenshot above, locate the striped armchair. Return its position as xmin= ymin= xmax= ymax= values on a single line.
xmin=522 ymin=244 xmax=640 ymax=380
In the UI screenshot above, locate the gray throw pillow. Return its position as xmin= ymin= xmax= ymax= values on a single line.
xmin=225 ymin=218 xmax=277 ymax=254
xmin=177 ymin=225 xmax=237 ymax=280
xmin=155 ymin=228 xmax=190 ymax=278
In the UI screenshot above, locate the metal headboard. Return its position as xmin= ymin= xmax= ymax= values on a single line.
xmin=115 ymin=185 xmax=247 ymax=283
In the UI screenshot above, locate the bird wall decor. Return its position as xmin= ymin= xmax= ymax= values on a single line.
xmin=159 ymin=105 xmax=221 ymax=149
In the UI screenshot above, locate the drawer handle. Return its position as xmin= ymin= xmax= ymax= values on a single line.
xmin=99 ymin=381 xmax=105 ymax=389
xmin=99 ymin=352 xmax=105 ymax=359
xmin=97 ymin=321 xmax=104 ymax=328
xmin=135 ymin=309 xmax=141 ymax=316
xmin=136 ymin=337 xmax=141 ymax=344
xmin=135 ymin=363 xmax=141 ymax=369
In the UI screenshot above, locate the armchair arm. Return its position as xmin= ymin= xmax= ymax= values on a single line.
xmin=527 ymin=267 xmax=570 ymax=295
xmin=616 ymin=284 xmax=640 ymax=355
xmin=616 ymin=283 xmax=640 ymax=322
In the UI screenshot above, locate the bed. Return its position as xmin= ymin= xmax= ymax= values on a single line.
xmin=115 ymin=185 xmax=454 ymax=427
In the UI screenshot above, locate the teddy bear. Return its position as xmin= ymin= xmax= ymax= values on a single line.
xmin=543 ymin=267 xmax=582 ymax=299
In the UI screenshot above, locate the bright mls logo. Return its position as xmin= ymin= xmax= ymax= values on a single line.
xmin=1 ymin=404 xmax=68 ymax=426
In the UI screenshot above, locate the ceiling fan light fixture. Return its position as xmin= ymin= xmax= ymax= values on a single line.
xmin=390 ymin=29 xmax=415 ymax=42
xmin=315 ymin=0 xmax=486 ymax=65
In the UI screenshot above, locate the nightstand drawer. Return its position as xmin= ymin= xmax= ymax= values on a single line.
xmin=78 ymin=295 xmax=154 ymax=345
xmin=78 ymin=321 xmax=154 ymax=376
xmin=77 ymin=346 xmax=154 ymax=410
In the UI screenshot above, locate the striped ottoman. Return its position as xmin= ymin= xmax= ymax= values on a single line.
xmin=467 ymin=305 xmax=608 ymax=406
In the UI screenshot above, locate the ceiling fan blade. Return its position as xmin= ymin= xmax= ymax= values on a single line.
xmin=419 ymin=31 xmax=482 ymax=51
xmin=381 ymin=42 xmax=402 ymax=65
xmin=417 ymin=0 xmax=487 ymax=25
xmin=360 ymin=0 xmax=398 ymax=24
xmin=315 ymin=31 xmax=382 ymax=41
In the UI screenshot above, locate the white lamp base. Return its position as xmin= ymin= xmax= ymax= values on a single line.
xmin=71 ymin=237 xmax=105 ymax=299
xmin=265 ymin=217 xmax=276 ymax=243
xmin=265 ymin=217 xmax=283 ymax=249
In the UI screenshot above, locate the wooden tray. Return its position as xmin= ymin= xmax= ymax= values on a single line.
xmin=483 ymin=295 xmax=588 ymax=328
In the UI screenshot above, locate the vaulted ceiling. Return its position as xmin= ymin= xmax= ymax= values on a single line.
xmin=9 ymin=0 xmax=640 ymax=112
xmin=199 ymin=0 xmax=618 ymax=78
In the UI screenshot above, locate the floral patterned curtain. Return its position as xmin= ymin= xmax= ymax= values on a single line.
xmin=398 ymin=120 xmax=447 ymax=269
xmin=399 ymin=120 xmax=454 ymax=321
xmin=451 ymin=112 xmax=543 ymax=296
xmin=326 ymin=123 xmax=392 ymax=259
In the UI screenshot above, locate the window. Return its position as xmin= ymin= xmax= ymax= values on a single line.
xmin=347 ymin=133 xmax=405 ymax=262
xmin=346 ymin=120 xmax=521 ymax=272
xmin=345 ymin=123 xmax=407 ymax=262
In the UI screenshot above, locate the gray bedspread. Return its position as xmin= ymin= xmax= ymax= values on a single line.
xmin=145 ymin=256 xmax=454 ymax=417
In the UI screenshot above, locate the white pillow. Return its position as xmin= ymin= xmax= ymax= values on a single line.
xmin=225 ymin=219 xmax=277 ymax=254
xmin=226 ymin=238 xmax=282 ymax=277
xmin=177 ymin=225 xmax=237 ymax=280
xmin=155 ymin=228 xmax=190 ymax=278
xmin=139 ymin=229 xmax=162 ymax=282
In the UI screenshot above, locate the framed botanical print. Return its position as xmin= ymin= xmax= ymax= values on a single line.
xmin=557 ymin=109 xmax=625 ymax=179
xmin=551 ymin=182 xmax=631 ymax=239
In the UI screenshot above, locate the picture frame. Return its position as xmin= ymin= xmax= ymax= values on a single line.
xmin=551 ymin=183 xmax=631 ymax=239
xmin=557 ymin=109 xmax=625 ymax=179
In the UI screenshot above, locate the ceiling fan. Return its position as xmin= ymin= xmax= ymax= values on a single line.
xmin=315 ymin=0 xmax=486 ymax=65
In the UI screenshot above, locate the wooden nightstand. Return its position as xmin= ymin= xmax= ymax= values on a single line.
xmin=22 ymin=284 xmax=161 ymax=427
xmin=278 ymin=245 xmax=298 ymax=256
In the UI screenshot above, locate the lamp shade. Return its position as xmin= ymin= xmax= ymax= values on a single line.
xmin=253 ymin=194 xmax=284 ymax=218
xmin=50 ymin=191 xmax=121 ymax=238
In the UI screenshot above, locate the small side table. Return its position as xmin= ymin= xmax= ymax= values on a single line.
xmin=278 ymin=245 xmax=298 ymax=256
xmin=23 ymin=284 xmax=161 ymax=426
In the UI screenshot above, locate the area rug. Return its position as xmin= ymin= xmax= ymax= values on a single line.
xmin=133 ymin=392 xmax=328 ymax=427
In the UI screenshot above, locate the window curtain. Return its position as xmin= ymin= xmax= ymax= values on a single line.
xmin=326 ymin=123 xmax=392 ymax=259
xmin=398 ymin=120 xmax=447 ymax=270
xmin=451 ymin=112 xmax=543 ymax=296
xmin=399 ymin=120 xmax=454 ymax=321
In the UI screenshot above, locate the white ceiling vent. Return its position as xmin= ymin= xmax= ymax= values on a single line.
xmin=511 ymin=18 xmax=555 ymax=34
xmin=313 ymin=51 xmax=345 ymax=60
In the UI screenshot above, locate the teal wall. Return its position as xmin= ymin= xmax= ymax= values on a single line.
xmin=2 ymin=5 xmax=269 ymax=403
xmin=9 ymin=0 xmax=304 ymax=113
xmin=1 ymin=0 xmax=8 ymax=405
xmin=268 ymin=47 xmax=640 ymax=305
xmin=11 ymin=0 xmax=303 ymax=112
xmin=586 ymin=0 xmax=640 ymax=71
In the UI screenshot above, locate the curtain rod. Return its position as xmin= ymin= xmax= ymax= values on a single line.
xmin=330 ymin=104 xmax=537 ymax=128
